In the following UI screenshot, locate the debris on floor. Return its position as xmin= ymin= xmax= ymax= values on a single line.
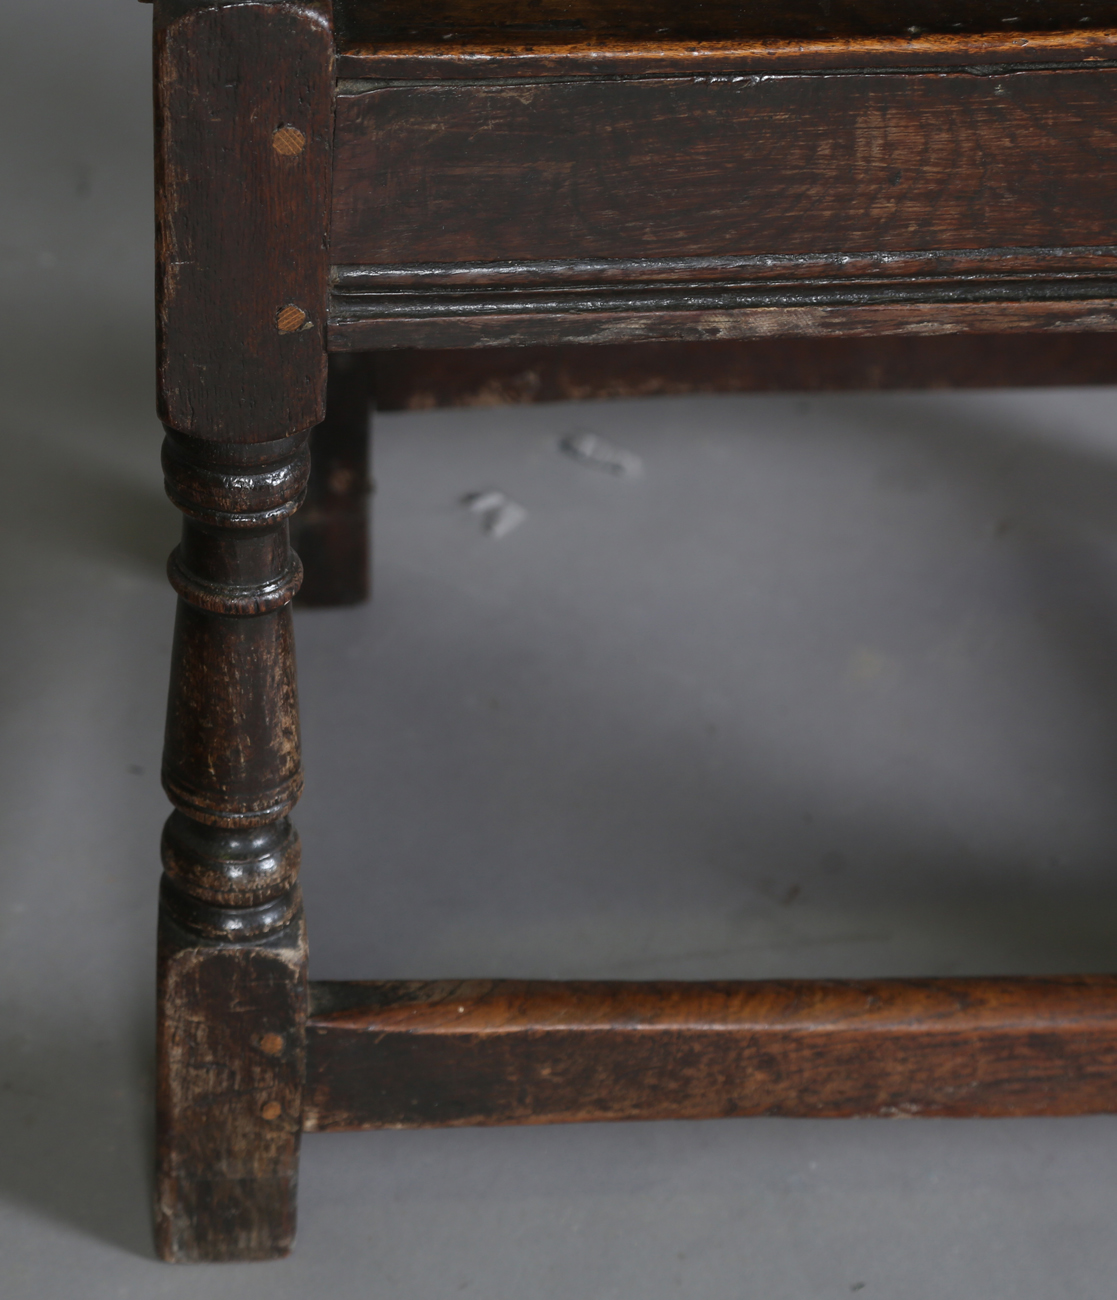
xmin=461 ymin=489 xmax=527 ymax=539
xmin=559 ymin=430 xmax=643 ymax=477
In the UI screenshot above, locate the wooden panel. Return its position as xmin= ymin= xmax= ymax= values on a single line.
xmin=369 ymin=334 xmax=1117 ymax=409
xmin=330 ymin=69 xmax=1117 ymax=268
xmin=303 ymin=977 xmax=1117 ymax=1130
xmin=155 ymin=0 xmax=333 ymax=440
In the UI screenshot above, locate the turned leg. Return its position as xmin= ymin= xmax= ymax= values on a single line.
xmin=155 ymin=431 xmax=311 ymax=1261
xmin=293 ymin=354 xmax=374 ymax=607
xmin=150 ymin=0 xmax=332 ymax=1261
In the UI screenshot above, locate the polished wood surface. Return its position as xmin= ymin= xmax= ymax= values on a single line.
xmin=334 ymin=0 xmax=1117 ymax=77
xmin=331 ymin=0 xmax=1117 ymax=79
xmin=338 ymin=30 xmax=1117 ymax=79
xmin=304 ymin=977 xmax=1117 ymax=1130
xmin=335 ymin=249 xmax=1117 ymax=290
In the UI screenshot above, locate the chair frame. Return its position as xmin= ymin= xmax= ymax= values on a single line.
xmin=149 ymin=0 xmax=1117 ymax=1261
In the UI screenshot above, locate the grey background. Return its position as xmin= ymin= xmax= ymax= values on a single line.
xmin=5 ymin=2 xmax=1117 ymax=1296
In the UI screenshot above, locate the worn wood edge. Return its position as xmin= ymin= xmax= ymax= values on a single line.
xmin=329 ymin=279 xmax=1117 ymax=320
xmin=303 ymin=976 xmax=1117 ymax=1131
xmin=327 ymin=297 xmax=1117 ymax=350
xmin=155 ymin=0 xmax=333 ymax=32
xmin=336 ymin=28 xmax=1117 ymax=78
xmin=307 ymin=976 xmax=1117 ymax=1034
xmin=330 ymin=278 xmax=1117 ymax=316
xmin=155 ymin=911 xmax=308 ymax=1262
xmin=368 ymin=335 xmax=1117 ymax=408
xmin=331 ymin=247 xmax=1117 ymax=290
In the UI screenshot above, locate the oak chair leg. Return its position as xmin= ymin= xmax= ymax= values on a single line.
xmin=294 ymin=354 xmax=374 ymax=607
xmin=151 ymin=0 xmax=332 ymax=1257
xmin=155 ymin=431 xmax=311 ymax=1261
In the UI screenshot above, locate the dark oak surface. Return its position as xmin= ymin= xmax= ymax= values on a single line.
xmin=331 ymin=70 xmax=1117 ymax=268
xmin=305 ymin=977 xmax=1117 ymax=1130
xmin=336 ymin=0 xmax=1117 ymax=43
xmin=149 ymin=0 xmax=1117 ymax=1266
xmin=155 ymin=0 xmax=332 ymax=439
xmin=328 ymin=64 xmax=1117 ymax=347
xmin=334 ymin=248 xmax=1117 ymax=290
xmin=156 ymin=913 xmax=307 ymax=1262
xmin=332 ymin=0 xmax=1117 ymax=42
xmin=153 ymin=0 xmax=333 ymax=1263
xmin=369 ymin=334 xmax=1117 ymax=408
xmin=293 ymin=355 xmax=373 ymax=607
xmin=330 ymin=296 xmax=1117 ymax=350
xmin=334 ymin=0 xmax=1117 ymax=75
xmin=337 ymin=32 xmax=1117 ymax=78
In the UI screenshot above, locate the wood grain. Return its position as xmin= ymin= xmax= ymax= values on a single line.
xmin=337 ymin=30 xmax=1117 ymax=80
xmin=304 ymin=977 xmax=1117 ymax=1130
xmin=160 ymin=432 xmax=309 ymax=833
xmin=331 ymin=69 xmax=1117 ymax=269
xmin=154 ymin=0 xmax=333 ymax=439
xmin=332 ymin=247 xmax=1117 ymax=290
xmin=329 ymin=295 xmax=1117 ymax=351
xmin=156 ymin=433 xmax=314 ymax=1262
xmin=152 ymin=0 xmax=332 ymax=1261
xmin=150 ymin=0 xmax=1117 ymax=1263
xmin=334 ymin=0 xmax=1117 ymax=49
xmin=156 ymin=911 xmax=307 ymax=1261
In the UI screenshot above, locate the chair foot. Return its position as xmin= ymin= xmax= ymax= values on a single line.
xmin=155 ymin=906 xmax=307 ymax=1262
